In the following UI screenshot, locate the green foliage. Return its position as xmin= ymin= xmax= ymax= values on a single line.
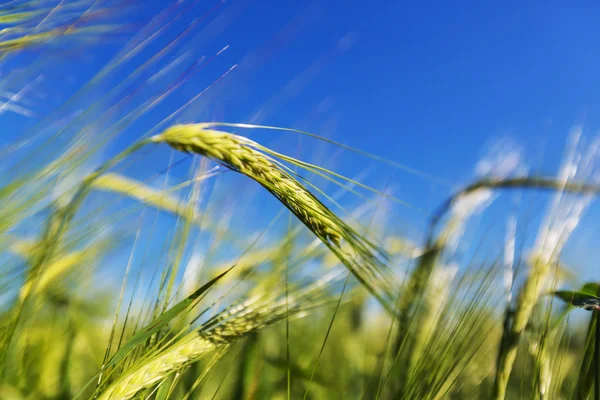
xmin=553 ymin=290 xmax=600 ymax=311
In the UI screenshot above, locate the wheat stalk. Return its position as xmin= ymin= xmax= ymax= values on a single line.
xmin=151 ymin=124 xmax=399 ymax=314
xmin=10 ymin=123 xmax=398 ymax=319
xmin=418 ymin=172 xmax=600 ymax=400
xmin=97 ymin=272 xmax=336 ymax=400
xmin=528 ymin=335 xmax=552 ymax=400
xmin=492 ymin=131 xmax=600 ymax=399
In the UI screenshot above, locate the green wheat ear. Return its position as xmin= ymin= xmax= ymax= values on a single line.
xmin=97 ymin=273 xmax=336 ymax=400
xmin=152 ymin=125 xmax=344 ymax=246
xmin=151 ymin=124 xmax=400 ymax=314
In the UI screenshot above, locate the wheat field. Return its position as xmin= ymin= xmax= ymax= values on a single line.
xmin=1 ymin=2 xmax=600 ymax=400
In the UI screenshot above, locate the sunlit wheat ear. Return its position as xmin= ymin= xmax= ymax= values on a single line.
xmin=152 ymin=125 xmax=344 ymax=245
xmin=151 ymin=124 xmax=399 ymax=314
xmin=97 ymin=332 xmax=219 ymax=400
xmin=97 ymin=276 xmax=334 ymax=400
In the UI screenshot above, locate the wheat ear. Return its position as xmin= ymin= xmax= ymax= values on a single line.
xmin=152 ymin=125 xmax=343 ymax=246
xmin=97 ymin=273 xmax=335 ymax=400
xmin=97 ymin=331 xmax=220 ymax=400
xmin=151 ymin=124 xmax=399 ymax=314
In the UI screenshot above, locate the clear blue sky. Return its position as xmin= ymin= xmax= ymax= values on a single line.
xmin=137 ymin=0 xmax=600 ymax=280
xmin=161 ymin=0 xmax=600 ymax=175
xmin=4 ymin=0 xmax=600 ymax=281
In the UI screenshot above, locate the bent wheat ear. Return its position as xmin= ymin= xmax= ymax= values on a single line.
xmin=152 ymin=124 xmax=399 ymax=314
xmin=152 ymin=125 xmax=344 ymax=246
xmin=97 ymin=332 xmax=220 ymax=400
xmin=98 ymin=274 xmax=334 ymax=400
xmin=90 ymin=172 xmax=238 ymax=242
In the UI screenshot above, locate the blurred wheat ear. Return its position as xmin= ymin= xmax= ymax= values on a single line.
xmin=426 ymin=175 xmax=600 ymax=400
xmin=96 ymin=272 xmax=337 ymax=400
xmin=0 ymin=2 xmax=119 ymax=58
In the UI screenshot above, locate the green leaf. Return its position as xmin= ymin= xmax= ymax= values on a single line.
xmin=580 ymin=282 xmax=600 ymax=296
xmin=553 ymin=290 xmax=600 ymax=311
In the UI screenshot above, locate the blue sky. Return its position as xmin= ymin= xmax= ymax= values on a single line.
xmin=4 ymin=0 xmax=600 ymax=282
xmin=134 ymin=0 xmax=600 ymax=280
